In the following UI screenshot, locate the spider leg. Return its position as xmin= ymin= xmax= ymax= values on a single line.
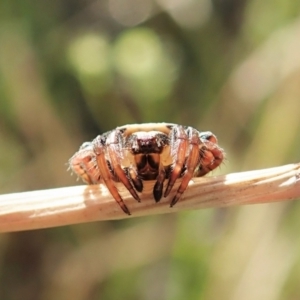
xmin=94 ymin=137 xmax=131 ymax=215
xmin=106 ymin=130 xmax=141 ymax=203
xmin=170 ymin=128 xmax=200 ymax=207
xmin=69 ymin=142 xmax=101 ymax=184
xmin=164 ymin=126 xmax=189 ymax=197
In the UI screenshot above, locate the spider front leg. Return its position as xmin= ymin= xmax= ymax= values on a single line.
xmin=164 ymin=125 xmax=189 ymax=198
xmin=170 ymin=128 xmax=201 ymax=207
xmin=106 ymin=130 xmax=141 ymax=202
xmin=93 ymin=135 xmax=131 ymax=215
xmin=93 ymin=139 xmax=130 ymax=215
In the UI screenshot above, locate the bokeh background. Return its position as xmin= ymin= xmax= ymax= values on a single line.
xmin=0 ymin=0 xmax=300 ymax=299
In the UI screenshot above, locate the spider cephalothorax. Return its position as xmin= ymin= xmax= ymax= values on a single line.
xmin=69 ymin=123 xmax=224 ymax=215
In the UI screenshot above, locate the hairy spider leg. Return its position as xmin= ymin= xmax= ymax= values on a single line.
xmin=170 ymin=128 xmax=201 ymax=207
xmin=106 ymin=130 xmax=141 ymax=202
xmin=164 ymin=126 xmax=189 ymax=198
xmin=94 ymin=136 xmax=131 ymax=215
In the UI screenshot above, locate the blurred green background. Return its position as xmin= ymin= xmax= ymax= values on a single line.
xmin=0 ymin=0 xmax=300 ymax=299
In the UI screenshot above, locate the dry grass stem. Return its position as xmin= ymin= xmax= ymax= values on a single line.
xmin=0 ymin=163 xmax=299 ymax=232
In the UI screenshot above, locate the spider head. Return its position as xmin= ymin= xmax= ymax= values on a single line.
xmin=129 ymin=131 xmax=168 ymax=154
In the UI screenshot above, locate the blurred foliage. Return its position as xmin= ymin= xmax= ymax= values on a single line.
xmin=0 ymin=0 xmax=300 ymax=299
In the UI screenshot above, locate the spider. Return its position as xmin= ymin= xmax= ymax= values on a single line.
xmin=69 ymin=123 xmax=224 ymax=215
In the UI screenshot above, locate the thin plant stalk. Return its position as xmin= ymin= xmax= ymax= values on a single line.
xmin=0 ymin=163 xmax=299 ymax=232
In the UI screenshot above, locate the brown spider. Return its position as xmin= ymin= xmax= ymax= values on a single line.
xmin=69 ymin=123 xmax=224 ymax=215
